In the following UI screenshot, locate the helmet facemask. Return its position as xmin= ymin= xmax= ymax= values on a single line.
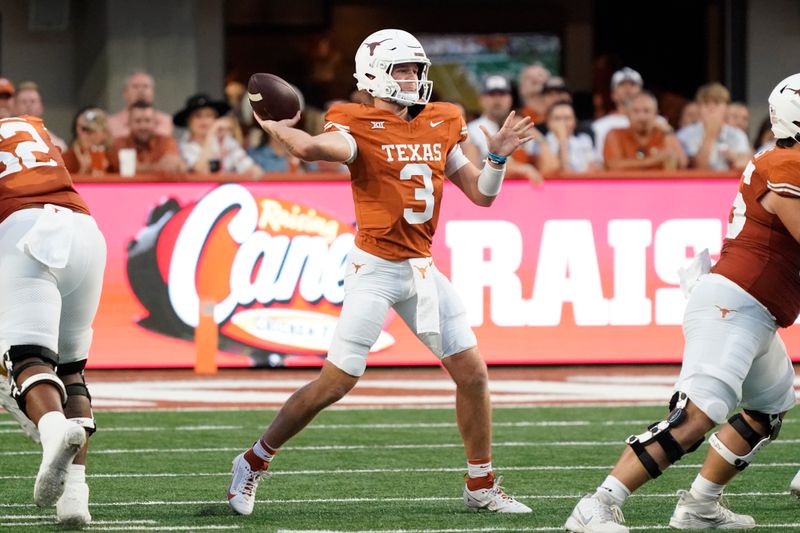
xmin=386 ymin=61 xmax=433 ymax=107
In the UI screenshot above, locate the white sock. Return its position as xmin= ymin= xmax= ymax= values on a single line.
xmin=252 ymin=439 xmax=276 ymax=463
xmin=467 ymin=459 xmax=492 ymax=479
xmin=37 ymin=411 xmax=68 ymax=443
xmin=690 ymin=474 xmax=724 ymax=501
xmin=597 ymin=475 xmax=631 ymax=507
xmin=66 ymin=464 xmax=86 ymax=484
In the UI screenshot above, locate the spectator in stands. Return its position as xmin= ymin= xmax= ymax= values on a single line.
xmin=248 ymin=133 xmax=307 ymax=172
xmin=677 ymin=83 xmax=751 ymax=170
xmin=592 ymin=67 xmax=643 ymax=161
xmin=465 ymin=75 xmax=542 ymax=184
xmin=604 ymin=91 xmax=688 ymax=170
xmin=541 ymin=76 xmax=572 ymax=110
xmin=726 ymin=101 xmax=750 ymax=133
xmin=0 ymin=77 xmax=14 ymax=119
xmin=13 ymin=81 xmax=67 ymax=151
xmin=753 ymin=116 xmax=775 ymax=152
xmin=517 ymin=64 xmax=550 ymax=124
xmin=679 ymin=101 xmax=700 ymax=129
xmin=225 ymin=80 xmax=255 ymax=147
xmin=108 ymin=70 xmax=173 ymax=138
xmin=174 ymin=93 xmax=262 ymax=178
xmin=109 ymin=100 xmax=184 ymax=174
xmin=62 ymin=107 xmax=112 ymax=176
xmin=534 ymin=100 xmax=599 ymax=174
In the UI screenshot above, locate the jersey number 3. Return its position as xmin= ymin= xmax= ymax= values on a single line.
xmin=0 ymin=120 xmax=58 ymax=179
xmin=400 ymin=163 xmax=434 ymax=224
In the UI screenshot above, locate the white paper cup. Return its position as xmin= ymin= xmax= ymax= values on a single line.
xmin=118 ymin=148 xmax=137 ymax=177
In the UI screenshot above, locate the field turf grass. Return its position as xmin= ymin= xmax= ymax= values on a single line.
xmin=1 ymin=405 xmax=798 ymax=532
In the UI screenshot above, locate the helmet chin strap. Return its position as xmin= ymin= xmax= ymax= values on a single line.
xmin=393 ymin=91 xmax=421 ymax=106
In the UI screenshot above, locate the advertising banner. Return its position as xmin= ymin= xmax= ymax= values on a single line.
xmin=79 ymin=178 xmax=800 ymax=369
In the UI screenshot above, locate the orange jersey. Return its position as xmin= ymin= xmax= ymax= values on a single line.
xmin=603 ymin=127 xmax=668 ymax=169
xmin=712 ymin=147 xmax=800 ymax=327
xmin=0 ymin=115 xmax=88 ymax=223
xmin=324 ymin=102 xmax=468 ymax=260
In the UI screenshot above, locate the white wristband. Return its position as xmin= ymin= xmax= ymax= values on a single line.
xmin=477 ymin=163 xmax=506 ymax=196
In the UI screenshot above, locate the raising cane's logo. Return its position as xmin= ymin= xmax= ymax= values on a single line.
xmin=126 ymin=184 xmax=394 ymax=366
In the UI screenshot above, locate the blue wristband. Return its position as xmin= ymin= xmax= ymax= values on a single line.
xmin=487 ymin=152 xmax=507 ymax=165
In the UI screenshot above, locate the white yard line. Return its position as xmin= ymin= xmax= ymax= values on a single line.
xmin=0 ymin=491 xmax=792 ymax=509
xmin=0 ymin=463 xmax=798 ymax=481
xmin=1 ymin=417 xmax=796 ymax=436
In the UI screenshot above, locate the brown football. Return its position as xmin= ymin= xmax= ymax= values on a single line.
xmin=247 ymin=73 xmax=301 ymax=121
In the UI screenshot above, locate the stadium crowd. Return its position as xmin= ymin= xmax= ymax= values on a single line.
xmin=0 ymin=64 xmax=771 ymax=181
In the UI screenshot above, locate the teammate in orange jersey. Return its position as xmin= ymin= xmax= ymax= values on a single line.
xmin=565 ymin=74 xmax=800 ymax=532
xmin=0 ymin=115 xmax=106 ymax=528
xmin=227 ymin=28 xmax=537 ymax=516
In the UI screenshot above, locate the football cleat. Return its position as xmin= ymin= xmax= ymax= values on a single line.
xmin=791 ymin=470 xmax=800 ymax=498
xmin=56 ymin=480 xmax=91 ymax=529
xmin=34 ymin=421 xmax=85 ymax=507
xmin=463 ymin=474 xmax=531 ymax=513
xmin=0 ymin=367 xmax=40 ymax=443
xmin=227 ymin=452 xmax=269 ymax=515
xmin=668 ymin=489 xmax=755 ymax=529
xmin=565 ymin=492 xmax=628 ymax=533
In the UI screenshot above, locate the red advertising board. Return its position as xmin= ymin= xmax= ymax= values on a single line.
xmin=78 ymin=177 xmax=800 ymax=369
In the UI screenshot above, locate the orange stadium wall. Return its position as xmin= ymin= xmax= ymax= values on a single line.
xmin=74 ymin=172 xmax=800 ymax=369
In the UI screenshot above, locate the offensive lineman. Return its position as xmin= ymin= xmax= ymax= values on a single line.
xmin=565 ymin=74 xmax=800 ymax=532
xmin=227 ymin=29 xmax=536 ymax=515
xmin=0 ymin=114 xmax=106 ymax=528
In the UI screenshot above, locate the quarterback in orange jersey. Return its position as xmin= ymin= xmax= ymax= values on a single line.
xmin=227 ymin=29 xmax=537 ymax=516
xmin=0 ymin=115 xmax=106 ymax=528
xmin=565 ymin=74 xmax=800 ymax=533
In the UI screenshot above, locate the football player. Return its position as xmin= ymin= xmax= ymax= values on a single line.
xmin=0 ymin=114 xmax=106 ymax=528
xmin=565 ymin=74 xmax=800 ymax=532
xmin=227 ymin=29 xmax=537 ymax=516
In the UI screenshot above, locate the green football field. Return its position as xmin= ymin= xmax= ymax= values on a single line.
xmin=1 ymin=405 xmax=798 ymax=532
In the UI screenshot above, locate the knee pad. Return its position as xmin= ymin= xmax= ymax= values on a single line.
xmin=626 ymin=391 xmax=705 ymax=479
xmin=708 ymin=411 xmax=781 ymax=471
xmin=57 ymin=360 xmax=96 ymax=436
xmin=3 ymin=345 xmax=66 ymax=413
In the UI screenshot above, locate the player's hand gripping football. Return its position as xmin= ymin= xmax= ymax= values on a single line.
xmin=253 ymin=110 xmax=302 ymax=135
xmin=480 ymin=111 xmax=537 ymax=158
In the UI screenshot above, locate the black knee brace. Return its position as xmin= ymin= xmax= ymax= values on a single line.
xmin=625 ymin=391 xmax=705 ymax=479
xmin=57 ymin=359 xmax=96 ymax=436
xmin=4 ymin=345 xmax=66 ymax=414
xmin=709 ymin=411 xmax=781 ymax=470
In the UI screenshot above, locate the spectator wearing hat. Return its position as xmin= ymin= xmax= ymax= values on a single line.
xmin=62 ymin=107 xmax=113 ymax=176
xmin=604 ymin=91 xmax=687 ymax=171
xmin=541 ymin=76 xmax=572 ymax=113
xmin=109 ymin=100 xmax=185 ymax=174
xmin=677 ymin=83 xmax=751 ymax=171
xmin=592 ymin=67 xmax=643 ymax=161
xmin=465 ymin=75 xmax=542 ymax=184
xmin=13 ymin=81 xmax=68 ymax=151
xmin=174 ymin=93 xmax=262 ymax=178
xmin=0 ymin=77 xmax=15 ymax=119
xmin=108 ymin=70 xmax=174 ymax=139
xmin=517 ymin=65 xmax=550 ymax=125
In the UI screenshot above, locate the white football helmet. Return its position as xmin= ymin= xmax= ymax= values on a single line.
xmin=354 ymin=29 xmax=432 ymax=107
xmin=768 ymin=73 xmax=800 ymax=142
